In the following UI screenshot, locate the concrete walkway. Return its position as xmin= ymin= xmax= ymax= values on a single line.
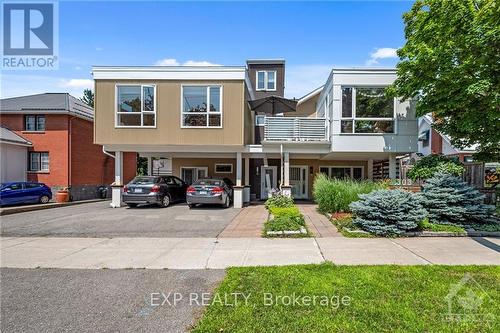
xmin=2 ymin=236 xmax=499 ymax=269
xmin=218 ymin=204 xmax=267 ymax=238
xmin=297 ymin=203 xmax=341 ymax=237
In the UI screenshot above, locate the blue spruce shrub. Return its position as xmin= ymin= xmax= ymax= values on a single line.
xmin=350 ymin=189 xmax=426 ymax=236
xmin=420 ymin=172 xmax=496 ymax=225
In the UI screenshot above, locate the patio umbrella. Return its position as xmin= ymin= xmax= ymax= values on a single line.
xmin=248 ymin=95 xmax=297 ymax=114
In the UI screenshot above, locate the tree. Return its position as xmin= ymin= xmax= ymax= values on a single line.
xmin=388 ymin=0 xmax=500 ymax=161
xmin=407 ymin=154 xmax=464 ymax=181
xmin=80 ymin=89 xmax=94 ymax=108
xmin=420 ymin=172 xmax=496 ymax=225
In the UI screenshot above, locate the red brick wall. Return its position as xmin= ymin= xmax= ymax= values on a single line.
xmin=1 ymin=114 xmax=137 ymax=187
xmin=430 ymin=129 xmax=443 ymax=155
xmin=1 ymin=114 xmax=69 ymax=187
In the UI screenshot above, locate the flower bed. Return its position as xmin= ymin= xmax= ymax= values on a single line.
xmin=263 ymin=193 xmax=310 ymax=237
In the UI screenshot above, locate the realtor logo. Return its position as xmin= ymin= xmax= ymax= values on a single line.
xmin=2 ymin=1 xmax=58 ymax=69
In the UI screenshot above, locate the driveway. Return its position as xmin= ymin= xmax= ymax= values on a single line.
xmin=0 ymin=201 xmax=241 ymax=238
xmin=0 ymin=268 xmax=225 ymax=333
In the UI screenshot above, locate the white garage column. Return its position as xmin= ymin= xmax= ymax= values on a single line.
xmin=147 ymin=156 xmax=153 ymax=176
xmin=233 ymin=152 xmax=244 ymax=208
xmin=388 ymin=154 xmax=397 ymax=180
xmin=367 ymin=159 xmax=374 ymax=180
xmin=110 ymin=151 xmax=123 ymax=208
xmin=281 ymin=152 xmax=292 ymax=197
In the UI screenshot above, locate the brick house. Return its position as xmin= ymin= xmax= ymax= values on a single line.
xmin=0 ymin=93 xmax=136 ymax=200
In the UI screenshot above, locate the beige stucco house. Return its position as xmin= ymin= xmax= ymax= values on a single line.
xmin=92 ymin=59 xmax=418 ymax=208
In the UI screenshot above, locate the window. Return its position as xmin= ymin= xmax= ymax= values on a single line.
xmin=181 ymin=167 xmax=208 ymax=184
xmin=319 ymin=166 xmax=363 ymax=180
xmin=182 ymin=86 xmax=222 ymax=128
xmin=24 ymin=115 xmax=45 ymax=131
xmin=215 ymin=164 xmax=233 ymax=173
xmin=116 ymin=85 xmax=156 ymax=127
xmin=2 ymin=183 xmax=23 ymax=191
xmin=256 ymin=71 xmax=277 ymax=91
xmin=255 ymin=115 xmax=266 ymax=126
xmin=419 ymin=130 xmax=430 ymax=147
xmin=29 ymin=152 xmax=49 ymax=172
xmin=340 ymin=87 xmax=395 ymax=134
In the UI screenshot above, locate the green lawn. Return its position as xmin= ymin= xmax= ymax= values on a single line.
xmin=193 ymin=264 xmax=499 ymax=333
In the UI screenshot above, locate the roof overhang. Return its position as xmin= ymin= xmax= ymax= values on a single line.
xmin=92 ymin=66 xmax=246 ymax=80
xmin=246 ymin=59 xmax=285 ymax=65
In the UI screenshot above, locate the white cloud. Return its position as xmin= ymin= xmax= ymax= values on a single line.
xmin=365 ymin=47 xmax=398 ymax=66
xmin=154 ymin=58 xmax=220 ymax=66
xmin=285 ymin=64 xmax=332 ymax=99
xmin=60 ymin=78 xmax=93 ymax=89
xmin=155 ymin=58 xmax=180 ymax=66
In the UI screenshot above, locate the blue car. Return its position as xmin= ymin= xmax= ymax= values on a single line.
xmin=0 ymin=182 xmax=52 ymax=206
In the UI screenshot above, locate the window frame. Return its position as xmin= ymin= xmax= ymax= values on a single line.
xmin=24 ymin=115 xmax=45 ymax=132
xmin=180 ymin=166 xmax=209 ymax=184
xmin=319 ymin=166 xmax=364 ymax=180
xmin=255 ymin=70 xmax=277 ymax=91
xmin=115 ymin=84 xmax=157 ymax=128
xmin=214 ymin=163 xmax=233 ymax=174
xmin=28 ymin=152 xmax=49 ymax=172
xmin=340 ymin=86 xmax=396 ymax=135
xmin=255 ymin=115 xmax=266 ymax=126
xmin=180 ymin=85 xmax=223 ymax=129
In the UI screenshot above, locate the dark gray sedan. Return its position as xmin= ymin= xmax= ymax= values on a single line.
xmin=186 ymin=178 xmax=232 ymax=208
xmin=123 ymin=176 xmax=187 ymax=208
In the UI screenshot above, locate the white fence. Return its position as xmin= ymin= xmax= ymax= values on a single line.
xmin=264 ymin=117 xmax=328 ymax=142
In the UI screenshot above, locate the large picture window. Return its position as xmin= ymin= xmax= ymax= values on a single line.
xmin=319 ymin=166 xmax=363 ymax=180
xmin=29 ymin=152 xmax=49 ymax=172
xmin=116 ymin=85 xmax=156 ymax=127
xmin=341 ymin=87 xmax=394 ymax=134
xmin=182 ymin=86 xmax=222 ymax=128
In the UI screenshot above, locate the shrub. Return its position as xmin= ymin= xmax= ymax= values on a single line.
xmin=350 ymin=189 xmax=426 ymax=236
xmin=265 ymin=193 xmax=294 ymax=210
xmin=420 ymin=172 xmax=497 ymax=225
xmin=407 ymin=154 xmax=464 ymax=181
xmin=269 ymin=206 xmax=301 ymax=218
xmin=313 ymin=173 xmax=387 ymax=213
xmin=264 ymin=215 xmax=307 ymax=237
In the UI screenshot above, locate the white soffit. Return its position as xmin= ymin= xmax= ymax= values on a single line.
xmin=92 ymin=66 xmax=246 ymax=80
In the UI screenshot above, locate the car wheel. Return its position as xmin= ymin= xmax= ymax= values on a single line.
xmin=160 ymin=194 xmax=171 ymax=208
xmin=127 ymin=203 xmax=138 ymax=208
xmin=39 ymin=195 xmax=50 ymax=204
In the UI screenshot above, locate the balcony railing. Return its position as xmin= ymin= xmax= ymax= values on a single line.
xmin=264 ymin=117 xmax=329 ymax=142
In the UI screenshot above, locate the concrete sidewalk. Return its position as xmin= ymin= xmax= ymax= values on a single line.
xmin=1 ymin=236 xmax=499 ymax=269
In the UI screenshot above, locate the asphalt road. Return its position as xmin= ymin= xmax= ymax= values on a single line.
xmin=0 ymin=268 xmax=226 ymax=333
xmin=1 ymin=201 xmax=241 ymax=238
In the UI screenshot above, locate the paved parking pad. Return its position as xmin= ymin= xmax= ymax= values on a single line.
xmin=1 ymin=201 xmax=240 ymax=238
xmin=1 ymin=268 xmax=225 ymax=333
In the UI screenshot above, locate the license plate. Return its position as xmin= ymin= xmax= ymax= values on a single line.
xmin=134 ymin=188 xmax=142 ymax=193
xmin=199 ymin=191 xmax=207 ymax=195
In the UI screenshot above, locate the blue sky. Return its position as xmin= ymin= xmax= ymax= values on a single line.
xmin=2 ymin=1 xmax=413 ymax=99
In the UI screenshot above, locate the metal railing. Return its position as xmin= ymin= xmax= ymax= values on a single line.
xmin=264 ymin=117 xmax=329 ymax=142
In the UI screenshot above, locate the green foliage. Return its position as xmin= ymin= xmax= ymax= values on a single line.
xmin=80 ymin=88 xmax=94 ymax=108
xmin=388 ymin=0 xmax=500 ymax=161
xmin=136 ymin=156 xmax=148 ymax=176
xmin=407 ymin=154 xmax=464 ymax=180
xmin=313 ymin=173 xmax=387 ymax=213
xmin=265 ymin=194 xmax=294 ymax=210
xmin=420 ymin=172 xmax=497 ymax=225
xmin=264 ymin=214 xmax=308 ymax=238
xmin=269 ymin=206 xmax=301 ymax=218
xmin=350 ymin=189 xmax=426 ymax=236
xmin=419 ymin=218 xmax=466 ymax=234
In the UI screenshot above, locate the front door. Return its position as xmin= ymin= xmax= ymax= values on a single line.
xmin=260 ymin=166 xmax=277 ymax=199
xmin=290 ymin=166 xmax=308 ymax=199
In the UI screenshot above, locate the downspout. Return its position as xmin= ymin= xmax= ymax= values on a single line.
xmin=102 ymin=146 xmax=115 ymax=159
xmin=280 ymin=144 xmax=283 ymax=189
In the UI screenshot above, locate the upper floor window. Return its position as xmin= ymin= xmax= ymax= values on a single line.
xmin=341 ymin=87 xmax=394 ymax=134
xmin=25 ymin=115 xmax=45 ymax=131
xmin=116 ymin=85 xmax=156 ymax=127
xmin=256 ymin=71 xmax=276 ymax=91
xmin=29 ymin=152 xmax=49 ymax=172
xmin=182 ymin=85 xmax=222 ymax=128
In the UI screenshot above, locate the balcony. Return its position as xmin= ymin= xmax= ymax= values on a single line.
xmin=264 ymin=117 xmax=329 ymax=142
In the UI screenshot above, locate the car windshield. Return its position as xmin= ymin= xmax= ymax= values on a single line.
xmin=193 ymin=179 xmax=224 ymax=186
xmin=131 ymin=177 xmax=158 ymax=185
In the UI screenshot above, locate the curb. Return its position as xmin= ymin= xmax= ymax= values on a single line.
xmin=0 ymin=199 xmax=109 ymax=216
